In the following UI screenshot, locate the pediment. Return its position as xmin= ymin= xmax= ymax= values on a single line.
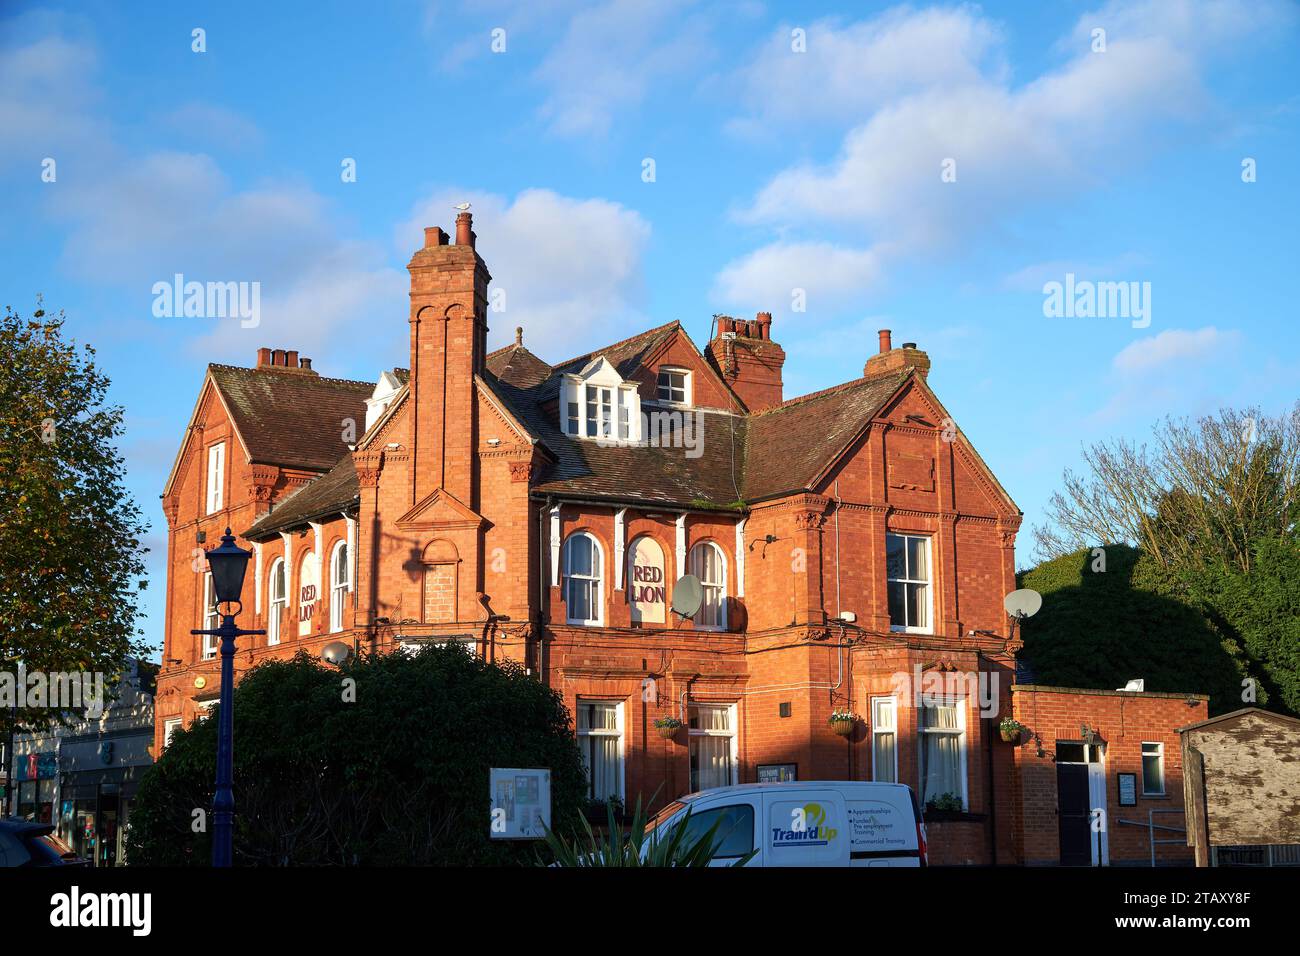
xmin=395 ymin=488 xmax=485 ymax=531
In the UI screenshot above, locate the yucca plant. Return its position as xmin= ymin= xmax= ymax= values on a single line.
xmin=540 ymin=794 xmax=757 ymax=867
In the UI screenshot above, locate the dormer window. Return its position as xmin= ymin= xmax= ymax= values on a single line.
xmin=657 ymin=367 xmax=690 ymax=405
xmin=560 ymin=357 xmax=641 ymax=443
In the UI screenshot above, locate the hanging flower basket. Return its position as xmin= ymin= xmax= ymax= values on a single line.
xmin=654 ymin=717 xmax=683 ymax=740
xmin=999 ymin=718 xmax=1024 ymax=743
xmin=828 ymin=711 xmax=857 ymax=737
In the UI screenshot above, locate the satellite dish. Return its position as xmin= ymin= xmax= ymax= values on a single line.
xmin=321 ymin=641 xmax=352 ymax=665
xmin=671 ymin=575 xmax=703 ymax=619
xmin=1003 ymin=588 xmax=1042 ymax=620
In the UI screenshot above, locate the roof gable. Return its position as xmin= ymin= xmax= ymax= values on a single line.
xmin=208 ymin=365 xmax=371 ymax=472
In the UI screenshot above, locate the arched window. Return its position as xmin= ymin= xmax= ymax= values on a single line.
xmin=690 ymin=541 xmax=727 ymax=629
xmin=329 ymin=541 xmax=349 ymax=633
xmin=563 ymin=532 xmax=604 ymax=626
xmin=267 ymin=559 xmax=286 ymax=645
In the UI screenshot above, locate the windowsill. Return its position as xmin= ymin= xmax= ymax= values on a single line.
xmin=890 ymin=625 xmax=934 ymax=636
xmin=566 ymin=620 xmax=603 ymax=627
xmin=923 ymin=809 xmax=985 ymax=823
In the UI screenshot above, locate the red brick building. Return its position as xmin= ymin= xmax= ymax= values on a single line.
xmin=156 ymin=213 xmax=1204 ymax=864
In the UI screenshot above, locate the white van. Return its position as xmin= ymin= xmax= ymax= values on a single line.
xmin=646 ymin=781 xmax=927 ymax=867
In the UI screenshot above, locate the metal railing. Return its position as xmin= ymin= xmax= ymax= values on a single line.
xmin=1117 ymin=808 xmax=1186 ymax=867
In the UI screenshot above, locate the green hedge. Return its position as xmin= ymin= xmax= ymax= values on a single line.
xmin=1017 ymin=545 xmax=1252 ymax=714
xmin=127 ymin=646 xmax=586 ymax=865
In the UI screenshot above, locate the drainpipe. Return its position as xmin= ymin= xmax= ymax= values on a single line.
xmin=537 ymin=497 xmax=553 ymax=685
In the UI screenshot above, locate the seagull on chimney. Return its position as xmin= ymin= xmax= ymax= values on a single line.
xmin=453 ymin=202 xmax=471 ymax=212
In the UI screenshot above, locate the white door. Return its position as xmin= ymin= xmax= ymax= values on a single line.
xmin=1087 ymin=748 xmax=1110 ymax=866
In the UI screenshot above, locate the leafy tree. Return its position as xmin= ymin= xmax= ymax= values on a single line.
xmin=126 ymin=646 xmax=588 ymax=865
xmin=1034 ymin=404 xmax=1300 ymax=573
xmin=1169 ymin=537 xmax=1300 ymax=715
xmin=0 ymin=302 xmax=149 ymax=738
xmin=1017 ymin=546 xmax=1254 ymax=715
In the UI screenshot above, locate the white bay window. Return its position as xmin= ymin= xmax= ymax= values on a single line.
xmin=576 ymin=701 xmax=624 ymax=801
xmin=920 ymin=700 xmax=967 ymax=809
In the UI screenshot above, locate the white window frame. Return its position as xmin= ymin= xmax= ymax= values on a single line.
xmin=918 ymin=697 xmax=968 ymax=810
xmin=688 ymin=702 xmax=739 ymax=792
xmin=871 ymin=695 xmax=898 ymax=783
xmin=202 ymin=573 xmax=219 ymax=659
xmin=329 ymin=540 xmax=349 ymax=633
xmin=886 ymin=532 xmax=933 ymax=634
xmin=656 ymin=367 xmax=691 ymax=406
xmin=267 ymin=558 xmax=285 ymax=645
xmin=575 ymin=700 xmax=625 ymax=802
xmin=689 ymin=541 xmax=728 ymax=630
xmin=205 ymin=441 xmax=225 ymax=514
xmin=1141 ymin=742 xmax=1165 ymax=796
xmin=563 ymin=532 xmax=604 ymax=626
xmin=163 ymin=717 xmax=182 ymax=750
xmin=560 ymin=363 xmax=642 ymax=444
xmin=397 ymin=637 xmax=478 ymax=657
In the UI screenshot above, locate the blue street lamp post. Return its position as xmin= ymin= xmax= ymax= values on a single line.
xmin=191 ymin=528 xmax=264 ymax=868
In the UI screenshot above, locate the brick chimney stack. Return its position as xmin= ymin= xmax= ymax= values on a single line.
xmin=864 ymin=328 xmax=930 ymax=379
xmin=705 ymin=311 xmax=786 ymax=412
xmin=255 ymin=347 xmax=318 ymax=375
xmin=407 ymin=213 xmax=492 ymax=506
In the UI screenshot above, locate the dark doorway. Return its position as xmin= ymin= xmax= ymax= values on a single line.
xmin=1057 ymin=763 xmax=1091 ymax=866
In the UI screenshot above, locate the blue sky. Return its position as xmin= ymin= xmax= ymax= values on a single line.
xmin=2 ymin=0 xmax=1298 ymax=656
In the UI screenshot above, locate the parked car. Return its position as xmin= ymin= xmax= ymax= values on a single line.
xmin=0 ymin=819 xmax=90 ymax=867
xmin=646 ymin=781 xmax=927 ymax=867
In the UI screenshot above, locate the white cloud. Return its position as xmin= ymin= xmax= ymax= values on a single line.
xmin=712 ymin=241 xmax=882 ymax=318
xmin=160 ymin=102 xmax=264 ymax=151
xmin=398 ymin=187 xmax=651 ymax=359
xmin=727 ymin=8 xmax=1005 ymax=134
xmin=1112 ymin=326 xmax=1238 ymax=373
xmin=533 ymin=0 xmax=712 ymax=138
xmin=0 ymin=27 xmax=110 ymax=170
xmin=716 ymin=0 xmax=1292 ymax=316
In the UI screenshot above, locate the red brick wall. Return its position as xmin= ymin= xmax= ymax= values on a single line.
xmin=1011 ymin=686 xmax=1208 ymax=866
xmin=156 ymin=224 xmax=1210 ymax=867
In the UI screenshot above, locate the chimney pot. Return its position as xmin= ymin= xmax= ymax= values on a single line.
xmin=256 ymin=347 xmax=271 ymax=367
xmin=756 ymin=311 xmax=773 ymax=340
xmin=718 ymin=316 xmax=733 ymax=335
xmin=424 ymin=226 xmax=447 ymax=248
xmin=902 ymin=342 xmax=917 ymax=350
xmin=456 ymin=212 xmax=474 ymax=248
xmin=272 ymin=348 xmax=286 ymax=366
xmin=300 ymin=357 xmax=312 ymax=370
xmin=515 ymin=326 xmax=523 ymax=347
xmin=285 ymin=350 xmax=299 ymax=368
xmin=878 ymin=329 xmax=892 ymax=354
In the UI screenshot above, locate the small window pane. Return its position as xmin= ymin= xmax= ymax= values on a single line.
xmin=887 ymin=581 xmax=907 ymax=627
xmin=908 ymin=536 xmax=929 ymax=581
xmin=886 ymin=534 xmax=906 ymax=579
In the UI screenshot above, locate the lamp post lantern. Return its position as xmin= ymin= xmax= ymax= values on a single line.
xmin=191 ymin=528 xmax=264 ymax=868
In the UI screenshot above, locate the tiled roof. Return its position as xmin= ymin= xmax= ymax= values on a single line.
xmin=243 ymin=455 xmax=358 ymax=538
xmin=484 ymin=327 xmax=914 ymax=509
xmin=210 ymin=365 xmax=371 ymax=471
xmin=233 ymin=325 xmax=916 ymax=533
xmin=485 ymin=344 xmax=552 ymax=390
xmin=741 ymin=371 xmax=912 ymax=500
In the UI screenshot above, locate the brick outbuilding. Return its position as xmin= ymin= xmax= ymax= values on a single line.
xmin=156 ymin=213 xmax=1205 ymax=865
